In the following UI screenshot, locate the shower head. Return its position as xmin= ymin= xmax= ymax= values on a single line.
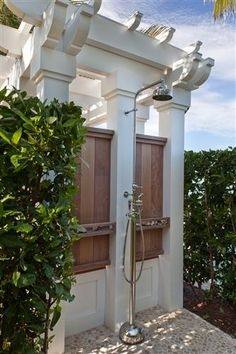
xmin=152 ymin=81 xmax=172 ymax=101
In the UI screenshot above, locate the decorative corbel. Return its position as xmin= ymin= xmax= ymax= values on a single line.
xmin=172 ymin=52 xmax=202 ymax=89
xmin=62 ymin=3 xmax=94 ymax=56
xmin=41 ymin=0 xmax=68 ymax=49
xmin=172 ymin=48 xmax=214 ymax=91
xmin=155 ymin=26 xmax=175 ymax=44
xmin=124 ymin=11 xmax=143 ymax=31
xmin=93 ymin=0 xmax=102 ymax=14
xmin=189 ymin=57 xmax=215 ymax=89
xmin=183 ymin=41 xmax=202 ymax=55
xmin=141 ymin=24 xmax=175 ymax=44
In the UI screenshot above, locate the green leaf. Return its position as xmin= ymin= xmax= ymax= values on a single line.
xmin=0 ymin=128 xmax=11 ymax=144
xmin=0 ymin=234 xmax=24 ymax=248
xmin=12 ymin=271 xmax=21 ymax=286
xmin=47 ymin=116 xmax=57 ymax=124
xmin=1 ymin=195 xmax=15 ymax=203
xmin=34 ymin=254 xmax=44 ymax=262
xmin=12 ymin=108 xmax=34 ymax=128
xmin=63 ymin=118 xmax=77 ymax=128
xmin=11 ymin=127 xmax=22 ymax=145
xmin=50 ymin=304 xmax=61 ymax=330
xmin=43 ymin=264 xmax=54 ymax=278
xmin=19 ymin=273 xmax=36 ymax=287
xmin=16 ymin=223 xmax=33 ymax=234
xmin=10 ymin=155 xmax=20 ymax=168
xmin=0 ymin=87 xmax=86 ymax=351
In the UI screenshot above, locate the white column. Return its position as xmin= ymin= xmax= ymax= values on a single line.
xmin=155 ymin=87 xmax=190 ymax=311
xmin=7 ymin=59 xmax=21 ymax=89
xmin=36 ymin=76 xmax=70 ymax=102
xmin=48 ymin=314 xmax=65 ymax=354
xmin=31 ymin=47 xmax=76 ymax=102
xmin=102 ymin=73 xmax=136 ymax=332
xmin=31 ymin=48 xmax=76 ymax=354
xmin=136 ymin=104 xmax=150 ymax=134
xmin=20 ymin=77 xmax=36 ymax=96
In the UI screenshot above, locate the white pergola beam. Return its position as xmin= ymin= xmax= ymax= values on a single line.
xmin=86 ymin=15 xmax=185 ymax=70
xmin=0 ymin=24 xmax=29 ymax=57
xmin=70 ymin=75 xmax=101 ymax=98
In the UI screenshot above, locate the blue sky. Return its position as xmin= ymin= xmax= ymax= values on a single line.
xmin=99 ymin=0 xmax=236 ymax=151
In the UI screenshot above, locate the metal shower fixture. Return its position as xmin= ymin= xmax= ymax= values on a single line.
xmin=152 ymin=81 xmax=172 ymax=101
xmin=119 ymin=78 xmax=172 ymax=345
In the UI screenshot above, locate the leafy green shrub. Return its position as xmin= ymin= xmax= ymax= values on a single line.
xmin=184 ymin=148 xmax=236 ymax=304
xmin=0 ymin=88 xmax=86 ymax=353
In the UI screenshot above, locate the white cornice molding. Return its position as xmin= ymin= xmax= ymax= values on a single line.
xmin=32 ymin=70 xmax=74 ymax=84
xmin=155 ymin=101 xmax=189 ymax=113
xmin=103 ymin=88 xmax=136 ymax=100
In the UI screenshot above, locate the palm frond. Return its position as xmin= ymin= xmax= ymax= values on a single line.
xmin=213 ymin=0 xmax=236 ymax=19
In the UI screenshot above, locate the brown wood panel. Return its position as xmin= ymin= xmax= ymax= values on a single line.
xmin=74 ymin=156 xmax=81 ymax=219
xmin=135 ymin=142 xmax=142 ymax=186
xmin=141 ymin=143 xmax=152 ymax=218
xmin=73 ymin=129 xmax=167 ymax=272
xmin=151 ymin=144 xmax=163 ymax=218
xmin=136 ymin=135 xmax=166 ymax=261
xmin=73 ymin=128 xmax=113 ymax=274
xmin=79 ymin=137 xmax=95 ymax=224
xmin=93 ymin=235 xmax=109 ymax=262
xmin=94 ymin=138 xmax=110 ymax=223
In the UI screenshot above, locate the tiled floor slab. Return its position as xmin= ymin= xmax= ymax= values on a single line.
xmin=65 ymin=306 xmax=236 ymax=354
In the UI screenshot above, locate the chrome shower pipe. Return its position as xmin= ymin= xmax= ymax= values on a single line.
xmin=119 ymin=78 xmax=172 ymax=345
xmin=126 ymin=78 xmax=165 ymax=180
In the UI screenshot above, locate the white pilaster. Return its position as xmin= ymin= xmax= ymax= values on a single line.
xmin=48 ymin=312 xmax=65 ymax=354
xmin=7 ymin=59 xmax=21 ymax=89
xmin=30 ymin=47 xmax=76 ymax=102
xmin=36 ymin=76 xmax=70 ymax=102
xmin=136 ymin=104 xmax=150 ymax=134
xmin=155 ymin=87 xmax=190 ymax=311
xmin=19 ymin=77 xmax=36 ymax=96
xmin=102 ymin=73 xmax=136 ymax=332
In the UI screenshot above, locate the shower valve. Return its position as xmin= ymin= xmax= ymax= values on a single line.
xmin=124 ymin=191 xmax=130 ymax=198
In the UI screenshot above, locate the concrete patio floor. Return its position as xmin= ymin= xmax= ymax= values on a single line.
xmin=65 ymin=306 xmax=236 ymax=354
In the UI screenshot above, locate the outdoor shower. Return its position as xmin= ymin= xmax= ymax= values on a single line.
xmin=119 ymin=78 xmax=172 ymax=345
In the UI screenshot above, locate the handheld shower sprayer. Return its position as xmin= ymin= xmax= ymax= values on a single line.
xmin=119 ymin=78 xmax=172 ymax=345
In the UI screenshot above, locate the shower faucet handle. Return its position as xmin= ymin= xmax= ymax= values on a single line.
xmin=124 ymin=185 xmax=143 ymax=204
xmin=132 ymin=184 xmax=143 ymax=200
xmin=124 ymin=191 xmax=130 ymax=198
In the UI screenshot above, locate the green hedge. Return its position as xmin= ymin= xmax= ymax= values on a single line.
xmin=184 ymin=148 xmax=236 ymax=304
xmin=0 ymin=88 xmax=86 ymax=353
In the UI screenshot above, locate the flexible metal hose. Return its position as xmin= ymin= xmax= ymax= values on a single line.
xmin=122 ymin=212 xmax=145 ymax=284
